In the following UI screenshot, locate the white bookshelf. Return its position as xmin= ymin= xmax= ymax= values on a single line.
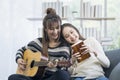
xmin=27 ymin=0 xmax=115 ymax=47
xmin=79 ymin=0 xmax=115 ymax=46
xmin=27 ymin=17 xmax=115 ymax=21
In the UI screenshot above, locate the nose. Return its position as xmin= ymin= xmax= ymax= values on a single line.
xmin=53 ymin=29 xmax=58 ymax=34
xmin=69 ymin=34 xmax=74 ymax=40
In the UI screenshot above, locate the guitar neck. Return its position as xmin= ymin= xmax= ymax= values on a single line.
xmin=34 ymin=61 xmax=49 ymax=67
xmin=33 ymin=60 xmax=71 ymax=67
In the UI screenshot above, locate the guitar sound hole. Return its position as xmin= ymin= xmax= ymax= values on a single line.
xmin=31 ymin=60 xmax=35 ymax=68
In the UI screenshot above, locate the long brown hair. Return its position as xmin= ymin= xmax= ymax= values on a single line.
xmin=42 ymin=8 xmax=62 ymax=56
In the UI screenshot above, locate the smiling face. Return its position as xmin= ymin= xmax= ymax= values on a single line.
xmin=62 ymin=26 xmax=80 ymax=44
xmin=45 ymin=22 xmax=61 ymax=41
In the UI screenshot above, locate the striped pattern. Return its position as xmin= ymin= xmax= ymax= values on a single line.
xmin=16 ymin=38 xmax=71 ymax=71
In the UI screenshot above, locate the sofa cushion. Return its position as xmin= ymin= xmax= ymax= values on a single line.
xmin=104 ymin=49 xmax=120 ymax=77
xmin=109 ymin=62 xmax=120 ymax=80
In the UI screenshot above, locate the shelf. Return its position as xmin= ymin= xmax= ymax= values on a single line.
xmin=27 ymin=17 xmax=68 ymax=21
xmin=27 ymin=17 xmax=115 ymax=21
xmin=101 ymin=37 xmax=113 ymax=46
xmin=75 ymin=17 xmax=115 ymax=20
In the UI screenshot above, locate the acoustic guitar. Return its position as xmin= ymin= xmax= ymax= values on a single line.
xmin=16 ymin=49 xmax=71 ymax=77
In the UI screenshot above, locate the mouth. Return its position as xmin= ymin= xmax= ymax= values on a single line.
xmin=53 ymin=34 xmax=58 ymax=37
xmin=52 ymin=34 xmax=58 ymax=38
xmin=71 ymin=38 xmax=79 ymax=43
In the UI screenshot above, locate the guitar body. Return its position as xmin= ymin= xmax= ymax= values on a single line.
xmin=16 ymin=49 xmax=71 ymax=77
xmin=16 ymin=49 xmax=43 ymax=77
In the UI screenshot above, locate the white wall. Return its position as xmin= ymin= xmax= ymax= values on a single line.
xmin=0 ymin=0 xmax=39 ymax=80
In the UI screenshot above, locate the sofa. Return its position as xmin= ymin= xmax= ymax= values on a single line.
xmin=104 ymin=49 xmax=120 ymax=80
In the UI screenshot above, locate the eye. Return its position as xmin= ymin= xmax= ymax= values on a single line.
xmin=49 ymin=27 xmax=54 ymax=30
xmin=65 ymin=34 xmax=69 ymax=38
xmin=70 ymin=30 xmax=73 ymax=34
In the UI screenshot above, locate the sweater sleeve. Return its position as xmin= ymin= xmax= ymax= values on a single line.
xmin=15 ymin=38 xmax=42 ymax=63
xmin=90 ymin=37 xmax=110 ymax=68
xmin=15 ymin=46 xmax=27 ymax=63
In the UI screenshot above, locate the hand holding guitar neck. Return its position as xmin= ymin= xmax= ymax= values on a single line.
xmin=39 ymin=60 xmax=71 ymax=68
xmin=47 ymin=61 xmax=57 ymax=68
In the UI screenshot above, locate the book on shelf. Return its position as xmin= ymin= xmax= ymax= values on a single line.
xmin=42 ymin=1 xmax=63 ymax=18
xmin=62 ymin=5 xmax=70 ymax=18
xmin=71 ymin=41 xmax=91 ymax=63
xmin=83 ymin=2 xmax=91 ymax=18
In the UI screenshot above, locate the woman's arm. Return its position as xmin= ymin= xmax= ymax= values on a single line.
xmin=90 ymin=37 xmax=110 ymax=68
xmin=15 ymin=38 xmax=42 ymax=63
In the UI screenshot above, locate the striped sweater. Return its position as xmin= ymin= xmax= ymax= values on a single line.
xmin=16 ymin=37 xmax=71 ymax=72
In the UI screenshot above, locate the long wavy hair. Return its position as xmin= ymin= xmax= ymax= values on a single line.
xmin=42 ymin=8 xmax=62 ymax=56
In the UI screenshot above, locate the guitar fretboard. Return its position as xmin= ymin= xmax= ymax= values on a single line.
xmin=33 ymin=61 xmax=71 ymax=67
xmin=34 ymin=61 xmax=49 ymax=66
